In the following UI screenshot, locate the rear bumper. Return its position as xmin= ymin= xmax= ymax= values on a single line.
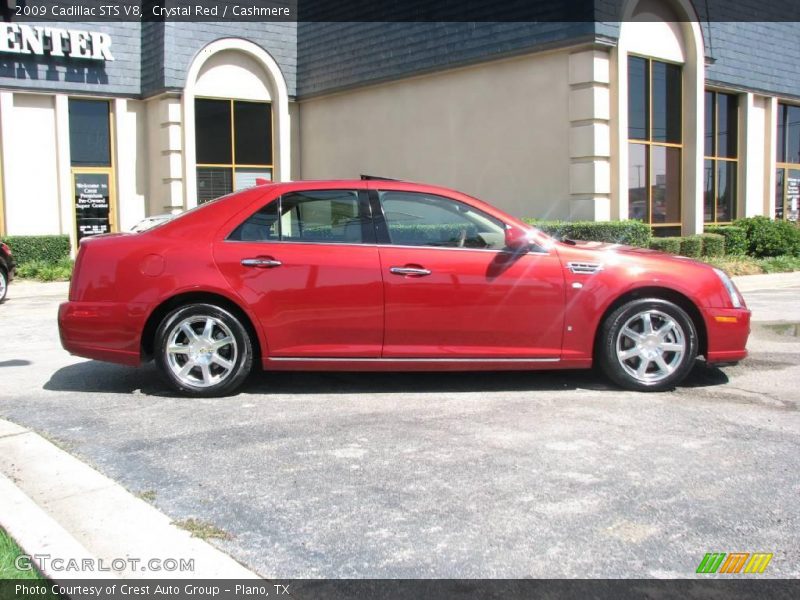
xmin=58 ymin=301 xmax=143 ymax=367
xmin=703 ymin=307 xmax=751 ymax=365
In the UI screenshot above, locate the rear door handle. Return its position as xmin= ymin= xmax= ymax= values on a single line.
xmin=390 ymin=266 xmax=431 ymax=277
xmin=241 ymin=257 xmax=282 ymax=268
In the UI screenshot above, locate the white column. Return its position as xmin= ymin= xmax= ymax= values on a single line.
xmin=764 ymin=96 xmax=778 ymax=219
xmin=740 ymin=93 xmax=768 ymax=218
xmin=681 ymin=41 xmax=704 ymax=235
xmin=0 ymin=92 xmax=10 ymax=236
xmin=53 ymin=95 xmax=74 ymax=248
xmin=568 ymin=49 xmax=612 ymax=221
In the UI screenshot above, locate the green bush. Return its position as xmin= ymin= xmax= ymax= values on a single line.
xmin=734 ymin=216 xmax=800 ymax=257
xmin=700 ymin=233 xmax=725 ymax=257
xmin=523 ymin=219 xmax=651 ymax=247
xmin=15 ymin=257 xmax=73 ymax=282
xmin=648 ymin=237 xmax=681 ymax=254
xmin=705 ymin=225 xmax=747 ymax=256
xmin=757 ymin=255 xmax=800 ymax=274
xmin=0 ymin=235 xmax=71 ymax=264
xmin=679 ymin=235 xmax=703 ymax=258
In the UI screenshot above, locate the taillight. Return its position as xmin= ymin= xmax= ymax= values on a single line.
xmin=0 ymin=242 xmax=9 ymax=256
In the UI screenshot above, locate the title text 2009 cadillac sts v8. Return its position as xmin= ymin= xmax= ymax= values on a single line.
xmin=58 ymin=180 xmax=750 ymax=397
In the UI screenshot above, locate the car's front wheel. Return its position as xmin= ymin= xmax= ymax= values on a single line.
xmin=155 ymin=303 xmax=253 ymax=397
xmin=0 ymin=268 xmax=7 ymax=303
xmin=598 ymin=298 xmax=698 ymax=392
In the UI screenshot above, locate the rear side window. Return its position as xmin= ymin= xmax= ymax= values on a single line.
xmin=228 ymin=190 xmax=371 ymax=244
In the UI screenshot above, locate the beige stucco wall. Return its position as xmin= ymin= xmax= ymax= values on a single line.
xmin=0 ymin=93 xmax=61 ymax=235
xmin=299 ymin=51 xmax=573 ymax=221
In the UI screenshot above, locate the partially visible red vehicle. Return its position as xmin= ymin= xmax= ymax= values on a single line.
xmin=0 ymin=241 xmax=15 ymax=303
xmin=58 ymin=180 xmax=750 ymax=396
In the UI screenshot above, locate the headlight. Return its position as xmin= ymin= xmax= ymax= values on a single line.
xmin=713 ymin=268 xmax=743 ymax=308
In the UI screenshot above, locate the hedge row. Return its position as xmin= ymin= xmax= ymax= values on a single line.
xmin=649 ymin=233 xmax=726 ymax=258
xmin=705 ymin=225 xmax=747 ymax=256
xmin=523 ymin=219 xmax=651 ymax=248
xmin=0 ymin=235 xmax=71 ymax=265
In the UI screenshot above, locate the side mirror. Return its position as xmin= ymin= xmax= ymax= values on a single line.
xmin=505 ymin=227 xmax=531 ymax=251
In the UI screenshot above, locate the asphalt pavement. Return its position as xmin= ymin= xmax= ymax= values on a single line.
xmin=0 ymin=277 xmax=798 ymax=578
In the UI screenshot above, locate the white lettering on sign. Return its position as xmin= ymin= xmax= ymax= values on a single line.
xmin=0 ymin=24 xmax=113 ymax=61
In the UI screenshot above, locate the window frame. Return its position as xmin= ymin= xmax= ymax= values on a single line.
xmin=776 ymin=101 xmax=800 ymax=222
xmin=227 ymin=189 xmax=375 ymax=245
xmin=627 ymin=54 xmax=683 ymax=229
xmin=195 ymin=97 xmax=275 ymax=204
xmin=703 ymin=89 xmax=739 ymax=224
xmin=67 ymin=97 xmax=117 ymax=240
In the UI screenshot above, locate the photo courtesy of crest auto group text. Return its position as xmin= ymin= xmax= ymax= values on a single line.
xmin=1 ymin=1 xmax=799 ymax=599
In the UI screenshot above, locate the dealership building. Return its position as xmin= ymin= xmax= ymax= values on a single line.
xmin=0 ymin=0 xmax=798 ymax=249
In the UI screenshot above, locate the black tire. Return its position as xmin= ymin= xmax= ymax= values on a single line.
xmin=0 ymin=268 xmax=7 ymax=303
xmin=154 ymin=303 xmax=253 ymax=397
xmin=598 ymin=297 xmax=698 ymax=392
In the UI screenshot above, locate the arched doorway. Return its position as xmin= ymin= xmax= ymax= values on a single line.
xmin=182 ymin=39 xmax=290 ymax=208
xmin=613 ymin=0 xmax=705 ymax=235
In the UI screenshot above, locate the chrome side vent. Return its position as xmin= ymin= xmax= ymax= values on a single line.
xmin=567 ymin=262 xmax=603 ymax=275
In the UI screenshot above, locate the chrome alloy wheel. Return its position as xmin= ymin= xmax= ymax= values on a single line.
xmin=615 ymin=309 xmax=686 ymax=384
xmin=165 ymin=315 xmax=238 ymax=388
xmin=0 ymin=270 xmax=6 ymax=301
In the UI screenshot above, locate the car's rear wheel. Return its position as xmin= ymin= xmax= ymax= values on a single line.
xmin=598 ymin=298 xmax=698 ymax=392
xmin=155 ymin=303 xmax=253 ymax=397
xmin=0 ymin=268 xmax=7 ymax=303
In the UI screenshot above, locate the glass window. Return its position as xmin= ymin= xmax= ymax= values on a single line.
xmin=651 ymin=61 xmax=681 ymax=143
xmin=628 ymin=143 xmax=648 ymax=222
xmin=703 ymin=91 xmax=739 ymax=223
xmin=195 ymin=99 xmax=232 ymax=165
xmin=704 ymin=92 xmax=714 ymax=157
xmin=228 ymin=191 xmax=368 ymax=243
xmin=228 ymin=200 xmax=280 ymax=242
xmin=777 ymin=103 xmax=800 ymax=221
xmin=68 ymin=99 xmax=111 ymax=167
xmin=787 ymin=104 xmax=800 ymax=165
xmin=379 ymin=191 xmax=506 ymax=249
xmin=197 ymin=167 xmax=232 ymax=204
xmin=234 ymin=101 xmax=272 ymax=166
xmin=628 ymin=56 xmax=648 ymax=140
xmin=627 ymin=57 xmax=682 ymax=227
xmin=195 ymin=98 xmax=273 ymax=203
xmin=651 ymin=146 xmax=681 ymax=224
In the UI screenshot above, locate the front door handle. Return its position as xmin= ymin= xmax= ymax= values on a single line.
xmin=241 ymin=257 xmax=282 ymax=268
xmin=390 ymin=266 xmax=431 ymax=277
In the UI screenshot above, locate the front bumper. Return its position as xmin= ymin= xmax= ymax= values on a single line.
xmin=58 ymin=301 xmax=144 ymax=366
xmin=703 ymin=307 xmax=751 ymax=365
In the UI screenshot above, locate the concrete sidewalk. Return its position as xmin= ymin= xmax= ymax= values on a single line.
xmin=0 ymin=418 xmax=260 ymax=580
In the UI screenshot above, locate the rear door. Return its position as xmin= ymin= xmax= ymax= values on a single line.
xmin=374 ymin=189 xmax=566 ymax=358
xmin=214 ymin=188 xmax=384 ymax=357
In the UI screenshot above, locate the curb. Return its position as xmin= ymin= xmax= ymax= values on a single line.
xmin=0 ymin=419 xmax=261 ymax=580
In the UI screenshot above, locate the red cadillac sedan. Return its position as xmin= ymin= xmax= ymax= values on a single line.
xmin=58 ymin=180 xmax=750 ymax=397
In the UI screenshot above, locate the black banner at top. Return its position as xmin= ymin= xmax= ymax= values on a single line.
xmin=2 ymin=0 xmax=800 ymax=22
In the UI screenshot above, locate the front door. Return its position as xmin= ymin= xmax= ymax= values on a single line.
xmin=375 ymin=190 xmax=566 ymax=358
xmin=214 ymin=189 xmax=383 ymax=357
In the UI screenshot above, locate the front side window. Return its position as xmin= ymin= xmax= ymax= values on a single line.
xmin=776 ymin=102 xmax=800 ymax=221
xmin=378 ymin=191 xmax=506 ymax=249
xmin=704 ymin=91 xmax=739 ymax=223
xmin=627 ymin=56 xmax=682 ymax=228
xmin=229 ymin=190 xmax=370 ymax=244
xmin=195 ymin=98 xmax=273 ymax=204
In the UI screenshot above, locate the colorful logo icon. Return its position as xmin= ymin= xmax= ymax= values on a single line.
xmin=697 ymin=552 xmax=773 ymax=574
